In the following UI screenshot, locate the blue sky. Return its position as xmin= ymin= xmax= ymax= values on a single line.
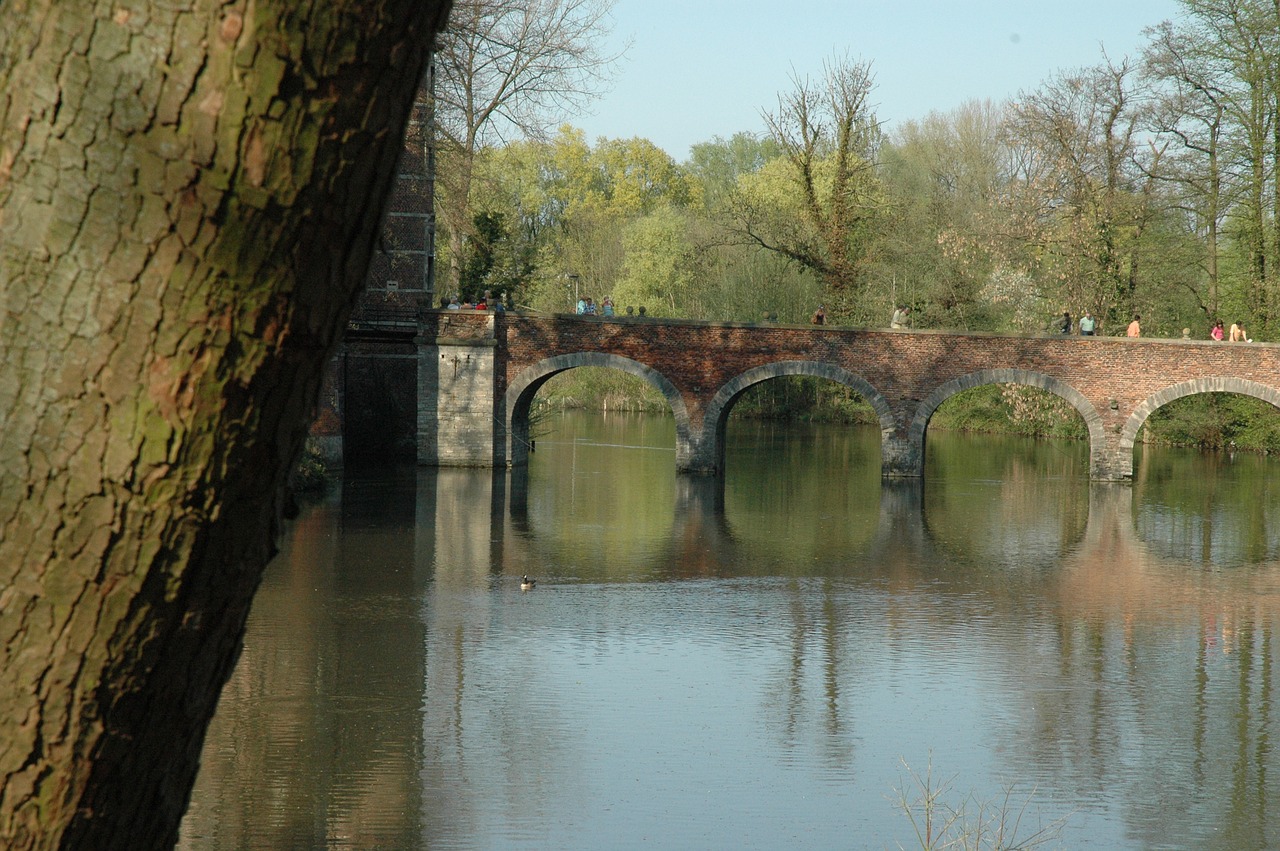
xmin=571 ymin=0 xmax=1184 ymax=159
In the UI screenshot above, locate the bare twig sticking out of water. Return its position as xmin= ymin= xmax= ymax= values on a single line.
xmin=890 ymin=755 xmax=1069 ymax=850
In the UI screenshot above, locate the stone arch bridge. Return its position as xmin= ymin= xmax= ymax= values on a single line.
xmin=315 ymin=310 xmax=1280 ymax=482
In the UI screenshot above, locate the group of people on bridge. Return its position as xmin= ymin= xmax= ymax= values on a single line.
xmin=1055 ymin=309 xmax=1257 ymax=343
xmin=438 ymin=293 xmax=1261 ymax=344
xmin=1056 ymin=309 xmax=1132 ymax=337
xmin=1209 ymin=320 xmax=1251 ymax=342
xmin=814 ymin=304 xmax=912 ymax=329
xmin=576 ymin=295 xmax=613 ymax=316
xmin=444 ymin=290 xmax=507 ymax=312
xmin=575 ymin=296 xmax=649 ymax=317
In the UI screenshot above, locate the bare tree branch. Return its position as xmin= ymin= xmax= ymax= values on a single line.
xmin=434 ymin=0 xmax=623 ymax=295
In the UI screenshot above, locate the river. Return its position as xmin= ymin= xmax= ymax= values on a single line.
xmin=178 ymin=411 xmax=1280 ymax=849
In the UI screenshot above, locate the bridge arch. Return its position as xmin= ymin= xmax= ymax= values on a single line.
xmin=699 ymin=360 xmax=897 ymax=474
xmin=503 ymin=352 xmax=695 ymax=468
xmin=1117 ymin=377 xmax=1280 ymax=479
xmin=908 ymin=369 xmax=1107 ymax=478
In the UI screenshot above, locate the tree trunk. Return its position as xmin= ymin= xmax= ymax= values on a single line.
xmin=1272 ymin=69 xmax=1280 ymax=326
xmin=1206 ymin=137 xmax=1221 ymax=317
xmin=0 ymin=2 xmax=451 ymax=848
xmin=437 ymin=143 xmax=475 ymax=299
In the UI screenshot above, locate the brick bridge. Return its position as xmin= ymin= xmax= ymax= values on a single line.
xmin=315 ymin=310 xmax=1280 ymax=482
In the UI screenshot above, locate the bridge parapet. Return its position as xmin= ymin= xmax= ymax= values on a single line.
xmin=421 ymin=309 xmax=496 ymax=342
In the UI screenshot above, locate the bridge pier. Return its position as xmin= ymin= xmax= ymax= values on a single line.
xmin=418 ymin=315 xmax=503 ymax=467
xmin=678 ymin=425 xmax=719 ymax=474
xmin=881 ymin=433 xmax=920 ymax=478
xmin=1091 ymin=436 xmax=1133 ymax=483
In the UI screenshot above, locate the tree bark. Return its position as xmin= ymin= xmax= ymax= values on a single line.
xmin=0 ymin=2 xmax=450 ymax=848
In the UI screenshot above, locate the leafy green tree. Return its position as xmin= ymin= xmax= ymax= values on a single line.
xmin=686 ymin=133 xmax=826 ymax=323
xmin=686 ymin=132 xmax=784 ymax=207
xmin=878 ymin=100 xmax=1012 ymax=329
xmin=433 ymin=0 xmax=620 ymax=297
xmin=460 ymin=210 xmax=502 ymax=298
xmin=591 ymin=136 xmax=700 ymax=216
xmin=1144 ymin=19 xmax=1234 ymax=320
xmin=1161 ymin=0 xmax=1280 ymax=330
xmin=726 ymin=55 xmax=888 ymax=322
xmin=612 ymin=206 xmax=701 ymax=316
xmin=700 ymin=246 xmax=820 ymax=323
xmin=1003 ymin=57 xmax=1167 ymax=330
xmin=472 ymin=127 xmax=701 ymax=312
xmin=458 ymin=210 xmax=535 ymax=303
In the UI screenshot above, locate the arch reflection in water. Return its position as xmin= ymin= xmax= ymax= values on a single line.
xmin=181 ymin=414 xmax=1280 ymax=850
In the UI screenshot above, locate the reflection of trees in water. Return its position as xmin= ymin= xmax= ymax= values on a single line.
xmin=760 ymin=578 xmax=856 ymax=770
xmin=922 ymin=432 xmax=1091 ymax=573
xmin=1003 ymin=603 xmax=1280 ymax=847
xmin=994 ymin=476 xmax=1280 ymax=848
xmin=180 ymin=494 xmax=429 ymax=849
xmin=512 ymin=419 xmax=1280 ymax=828
xmin=1134 ymin=445 xmax=1280 ymax=566
xmin=721 ymin=420 xmax=882 ymax=570
xmin=889 ymin=455 xmax=1280 ymax=847
xmin=189 ymin=431 xmax=1280 ymax=848
xmin=178 ymin=516 xmax=336 ymax=850
xmin=511 ymin=410 xmax=681 ymax=580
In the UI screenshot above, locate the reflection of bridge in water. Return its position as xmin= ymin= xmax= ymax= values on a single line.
xmin=489 ymin=470 xmax=1265 ymax=582
xmin=408 ymin=467 xmax=1280 ymax=627
xmin=415 ymin=466 xmax=1280 ymax=844
xmin=186 ymin=464 xmax=1280 ymax=847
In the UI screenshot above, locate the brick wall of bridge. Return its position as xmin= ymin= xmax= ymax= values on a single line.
xmin=404 ymin=311 xmax=1280 ymax=479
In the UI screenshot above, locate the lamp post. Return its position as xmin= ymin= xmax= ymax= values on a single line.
xmin=567 ymin=273 xmax=579 ymax=310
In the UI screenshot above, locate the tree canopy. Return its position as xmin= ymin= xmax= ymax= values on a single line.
xmin=432 ymin=0 xmax=621 ymax=296
xmin=445 ymin=1 xmax=1280 ymax=340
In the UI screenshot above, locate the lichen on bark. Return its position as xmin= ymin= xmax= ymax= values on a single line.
xmin=0 ymin=1 xmax=452 ymax=848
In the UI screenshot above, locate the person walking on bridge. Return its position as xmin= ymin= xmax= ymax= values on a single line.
xmin=1079 ymin=311 xmax=1096 ymax=335
xmin=1127 ymin=315 xmax=1142 ymax=337
xmin=891 ymin=305 xmax=910 ymax=329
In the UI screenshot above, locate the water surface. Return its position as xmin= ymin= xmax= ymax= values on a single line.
xmin=180 ymin=413 xmax=1280 ymax=849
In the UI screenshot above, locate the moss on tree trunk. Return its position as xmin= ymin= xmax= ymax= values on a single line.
xmin=0 ymin=2 xmax=451 ymax=848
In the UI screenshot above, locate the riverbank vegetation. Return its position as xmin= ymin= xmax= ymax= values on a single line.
xmin=436 ymin=0 xmax=1280 ymax=452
